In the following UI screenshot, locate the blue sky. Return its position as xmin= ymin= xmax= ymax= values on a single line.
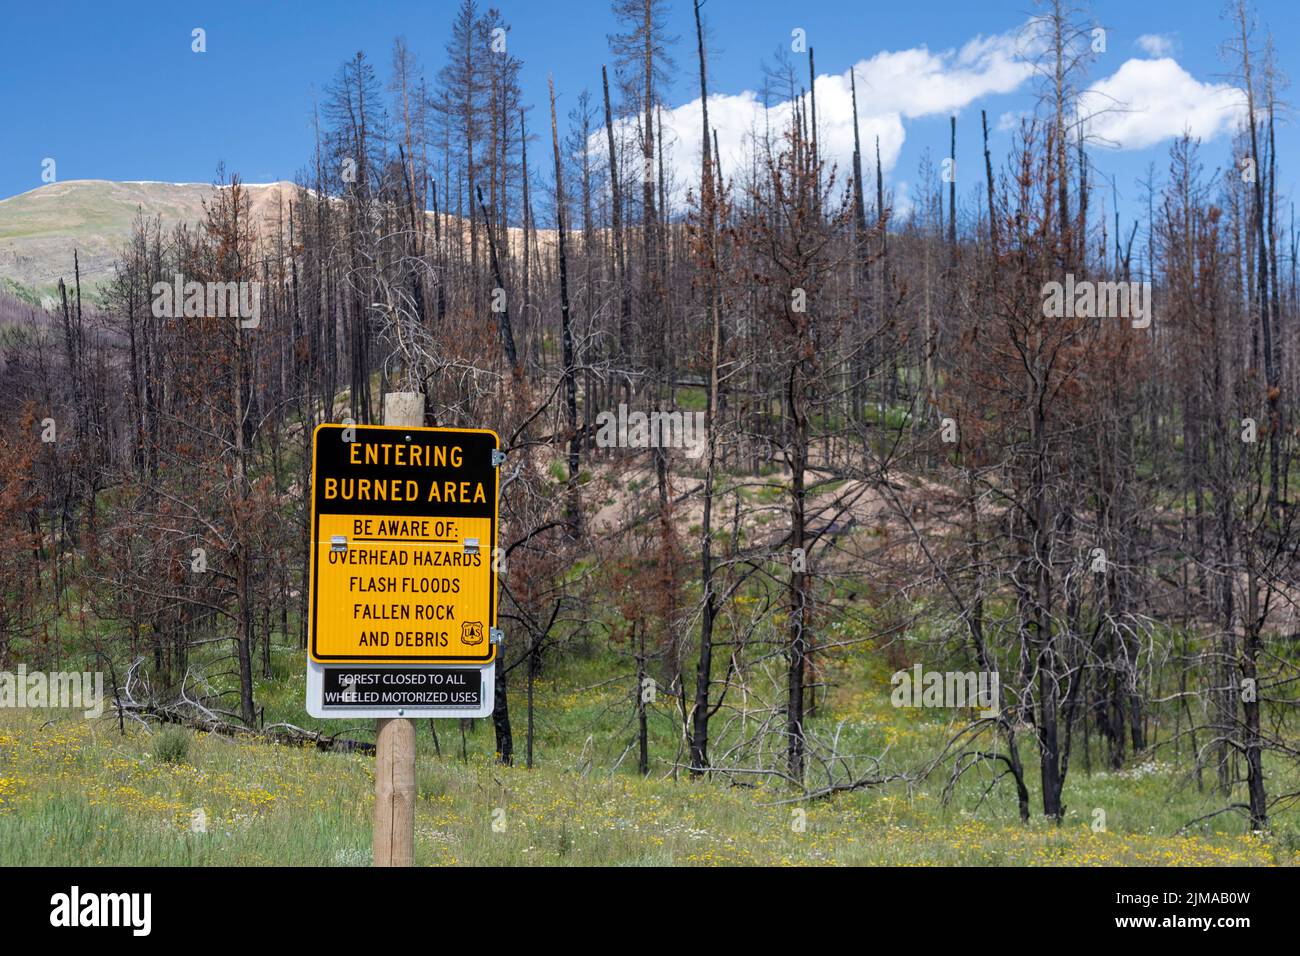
xmin=0 ymin=0 xmax=1293 ymax=228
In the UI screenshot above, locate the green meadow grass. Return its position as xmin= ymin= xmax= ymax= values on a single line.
xmin=1 ymin=638 xmax=1295 ymax=866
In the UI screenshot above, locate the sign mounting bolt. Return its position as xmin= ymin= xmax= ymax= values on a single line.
xmin=490 ymin=628 xmax=503 ymax=645
xmin=491 ymin=449 xmax=506 ymax=467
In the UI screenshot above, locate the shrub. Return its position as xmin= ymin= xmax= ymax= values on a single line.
xmin=153 ymin=726 xmax=192 ymax=765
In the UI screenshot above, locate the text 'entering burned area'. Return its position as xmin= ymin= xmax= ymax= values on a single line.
xmin=318 ymin=432 xmax=491 ymax=509
xmin=309 ymin=425 xmax=499 ymax=664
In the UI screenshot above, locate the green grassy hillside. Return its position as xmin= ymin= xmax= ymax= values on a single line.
xmin=0 ymin=179 xmax=297 ymax=292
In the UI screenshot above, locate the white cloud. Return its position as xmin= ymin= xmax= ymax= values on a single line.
xmin=997 ymin=110 xmax=1030 ymax=133
xmin=598 ymin=26 xmax=1034 ymax=201
xmin=852 ymin=30 xmax=1034 ymax=119
xmin=1135 ymin=33 xmax=1174 ymax=58
xmin=890 ymin=181 xmax=915 ymax=222
xmin=593 ymin=25 xmax=1240 ymax=204
xmin=1078 ymin=58 xmax=1247 ymax=150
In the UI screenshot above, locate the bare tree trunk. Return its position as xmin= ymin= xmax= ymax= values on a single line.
xmin=550 ymin=76 xmax=582 ymax=538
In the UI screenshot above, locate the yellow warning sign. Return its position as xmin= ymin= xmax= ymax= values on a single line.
xmin=307 ymin=424 xmax=499 ymax=664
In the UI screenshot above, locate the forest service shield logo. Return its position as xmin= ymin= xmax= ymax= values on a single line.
xmin=462 ymin=621 xmax=485 ymax=646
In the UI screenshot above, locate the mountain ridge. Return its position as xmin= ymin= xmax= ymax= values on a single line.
xmin=0 ymin=179 xmax=547 ymax=304
xmin=0 ymin=179 xmax=300 ymax=296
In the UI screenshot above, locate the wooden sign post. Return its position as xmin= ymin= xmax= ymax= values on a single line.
xmin=303 ymin=391 xmax=501 ymax=867
xmin=374 ymin=392 xmax=422 ymax=867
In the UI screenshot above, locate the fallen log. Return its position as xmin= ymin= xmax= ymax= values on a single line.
xmin=114 ymin=702 xmax=375 ymax=755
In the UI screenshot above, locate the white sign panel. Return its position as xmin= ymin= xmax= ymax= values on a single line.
xmin=306 ymin=657 xmax=495 ymax=719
